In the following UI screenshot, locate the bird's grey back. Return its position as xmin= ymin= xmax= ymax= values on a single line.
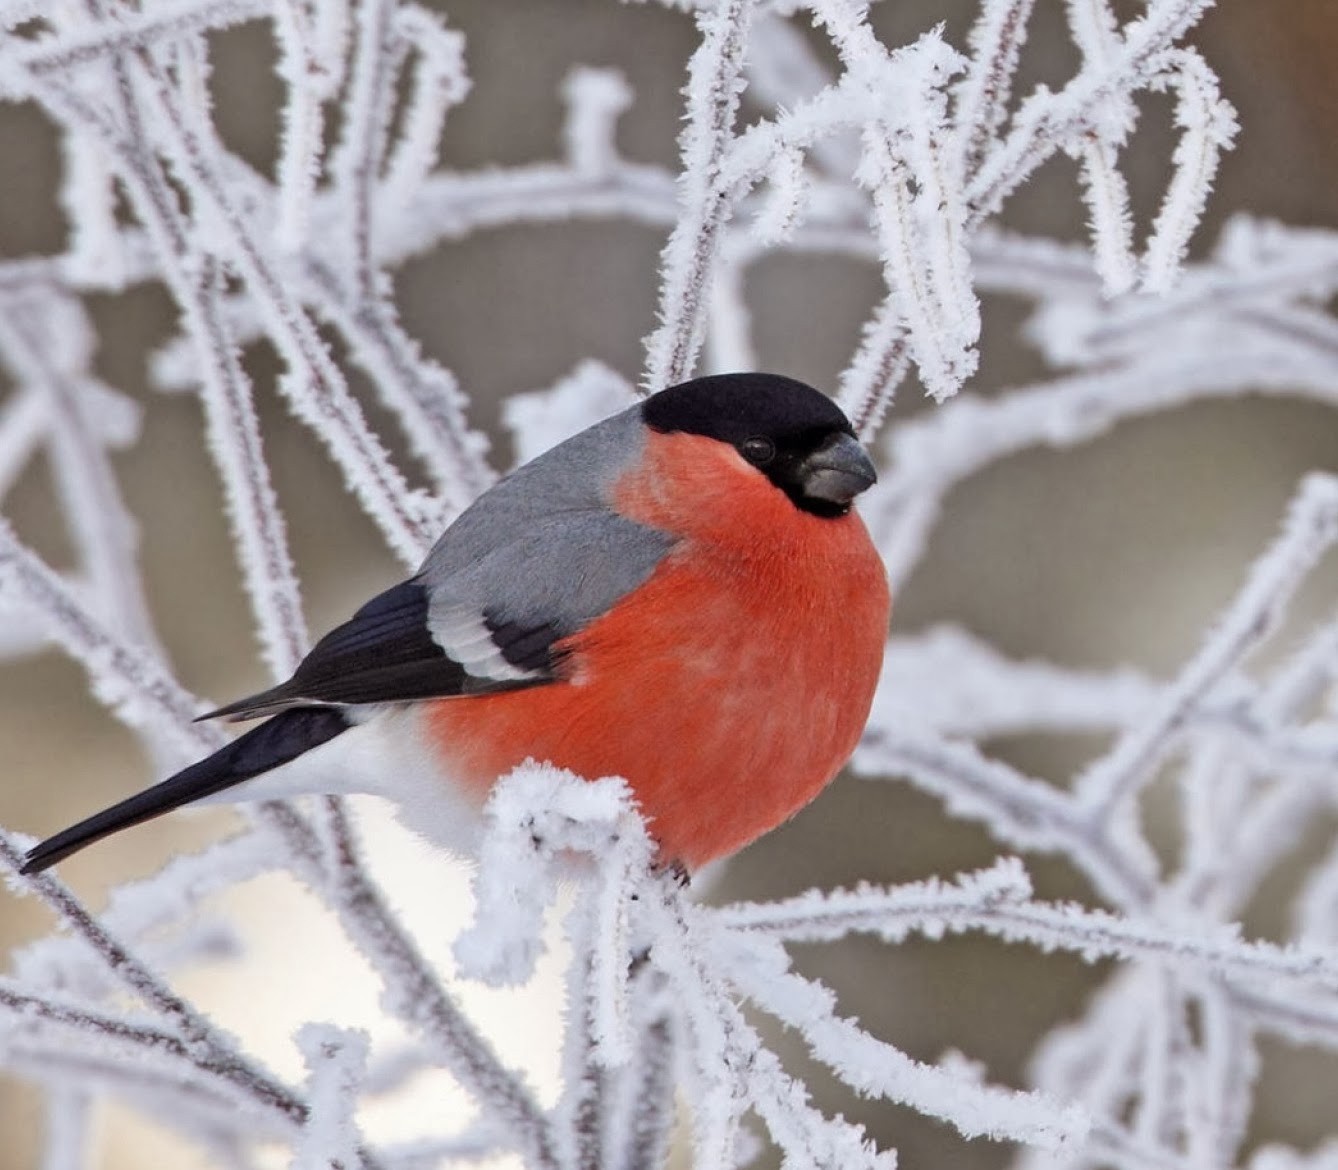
xmin=419 ymin=405 xmax=676 ymax=661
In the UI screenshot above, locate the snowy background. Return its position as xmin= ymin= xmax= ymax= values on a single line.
xmin=1 ymin=1 xmax=1337 ymax=1168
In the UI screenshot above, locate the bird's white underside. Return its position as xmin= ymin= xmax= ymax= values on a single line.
xmin=193 ymin=705 xmax=489 ymax=858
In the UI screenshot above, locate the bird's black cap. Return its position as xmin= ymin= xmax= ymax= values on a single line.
xmin=643 ymin=373 xmax=872 ymax=518
xmin=642 ymin=372 xmax=855 ymax=445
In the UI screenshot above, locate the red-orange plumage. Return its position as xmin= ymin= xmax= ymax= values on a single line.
xmin=423 ymin=430 xmax=890 ymax=868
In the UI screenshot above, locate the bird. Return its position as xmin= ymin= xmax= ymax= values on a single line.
xmin=22 ymin=372 xmax=890 ymax=876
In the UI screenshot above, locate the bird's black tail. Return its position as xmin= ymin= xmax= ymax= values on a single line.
xmin=22 ymin=708 xmax=351 ymax=874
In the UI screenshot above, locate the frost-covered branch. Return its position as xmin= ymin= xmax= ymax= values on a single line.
xmin=1076 ymin=473 xmax=1338 ymax=819
xmin=316 ymin=801 xmax=561 ymax=1170
xmin=855 ymin=727 xmax=1159 ymax=905
xmin=643 ymin=0 xmax=758 ymax=391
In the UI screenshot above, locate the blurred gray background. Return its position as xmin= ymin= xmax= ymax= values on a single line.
xmin=1 ymin=1 xmax=1336 ymax=1166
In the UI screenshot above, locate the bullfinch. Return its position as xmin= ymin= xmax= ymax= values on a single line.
xmin=22 ymin=372 xmax=889 ymax=875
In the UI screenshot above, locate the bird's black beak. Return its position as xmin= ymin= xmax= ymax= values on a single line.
xmin=798 ymin=432 xmax=877 ymax=506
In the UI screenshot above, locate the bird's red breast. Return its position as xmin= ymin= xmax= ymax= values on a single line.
xmin=423 ymin=430 xmax=890 ymax=868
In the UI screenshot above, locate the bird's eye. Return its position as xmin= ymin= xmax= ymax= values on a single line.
xmin=740 ymin=436 xmax=776 ymax=465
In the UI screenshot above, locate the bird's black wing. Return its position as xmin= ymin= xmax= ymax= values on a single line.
xmin=202 ymin=578 xmax=555 ymax=721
